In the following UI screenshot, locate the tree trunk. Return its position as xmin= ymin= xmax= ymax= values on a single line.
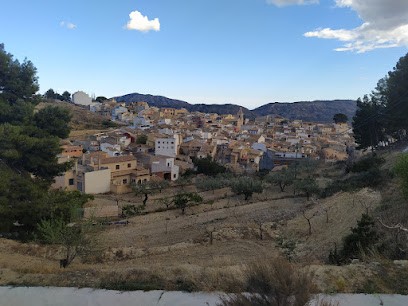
xmin=143 ymin=193 xmax=148 ymax=206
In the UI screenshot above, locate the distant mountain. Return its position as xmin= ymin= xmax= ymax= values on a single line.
xmin=252 ymin=100 xmax=357 ymax=122
xmin=112 ymin=93 xmax=357 ymax=122
xmin=112 ymin=93 xmax=255 ymax=118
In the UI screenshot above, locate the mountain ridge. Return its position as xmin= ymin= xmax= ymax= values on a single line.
xmin=112 ymin=93 xmax=357 ymax=122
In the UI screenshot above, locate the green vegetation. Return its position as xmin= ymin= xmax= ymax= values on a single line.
xmin=333 ymin=113 xmax=348 ymax=123
xmin=321 ymin=155 xmax=390 ymax=198
xmin=230 ymin=176 xmax=263 ymax=201
xmin=135 ymin=134 xmax=147 ymax=144
xmin=95 ymin=96 xmax=107 ymax=102
xmin=393 ymin=153 xmax=408 ymax=198
xmin=265 ymin=168 xmax=294 ymax=192
xmin=353 ymin=53 xmax=408 ymax=149
xmin=350 ymin=155 xmax=385 ymax=173
xmin=329 ymin=214 xmax=379 ymax=265
xmin=172 ymin=192 xmax=203 ymax=214
xmin=294 ymin=178 xmax=320 ymax=200
xmin=44 ymin=88 xmax=71 ymax=101
xmin=122 ymin=204 xmax=146 ymax=217
xmin=193 ymin=157 xmax=228 ymax=176
xmin=0 ymin=44 xmax=94 ymax=237
xmin=196 ymin=173 xmax=233 ymax=193
xmin=102 ymin=120 xmax=117 ymax=128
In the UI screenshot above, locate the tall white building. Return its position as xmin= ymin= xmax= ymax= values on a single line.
xmin=72 ymin=91 xmax=92 ymax=106
xmin=155 ymin=137 xmax=179 ymax=157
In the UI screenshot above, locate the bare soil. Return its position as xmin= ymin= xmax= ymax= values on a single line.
xmin=2 ymin=184 xmax=401 ymax=293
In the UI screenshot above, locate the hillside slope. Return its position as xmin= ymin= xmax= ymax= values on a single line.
xmin=252 ymin=100 xmax=357 ymax=122
xmin=113 ymin=93 xmax=357 ymax=122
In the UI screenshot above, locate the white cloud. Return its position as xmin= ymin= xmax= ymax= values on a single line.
xmin=60 ymin=21 xmax=77 ymax=29
xmin=266 ymin=0 xmax=319 ymax=7
xmin=125 ymin=10 xmax=160 ymax=33
xmin=304 ymin=0 xmax=408 ymax=53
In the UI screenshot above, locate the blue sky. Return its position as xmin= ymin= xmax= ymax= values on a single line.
xmin=1 ymin=0 xmax=407 ymax=109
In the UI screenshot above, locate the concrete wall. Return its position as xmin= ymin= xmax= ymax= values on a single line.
xmin=84 ymin=169 xmax=111 ymax=194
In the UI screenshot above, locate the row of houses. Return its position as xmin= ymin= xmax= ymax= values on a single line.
xmin=55 ymin=98 xmax=357 ymax=195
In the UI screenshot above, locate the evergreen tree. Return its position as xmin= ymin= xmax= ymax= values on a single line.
xmin=333 ymin=113 xmax=348 ymax=123
xmin=352 ymin=93 xmax=386 ymax=150
xmin=384 ymin=53 xmax=408 ymax=135
xmin=0 ymin=44 xmax=77 ymax=234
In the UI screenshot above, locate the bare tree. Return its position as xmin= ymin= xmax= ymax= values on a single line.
xmin=377 ymin=218 xmax=408 ymax=233
xmin=157 ymin=197 xmax=172 ymax=210
xmin=322 ymin=204 xmax=331 ymax=224
xmin=359 ymin=199 xmax=373 ymax=215
xmin=253 ymin=217 xmax=269 ymax=240
xmin=206 ymin=226 xmax=216 ymax=245
xmin=301 ymin=210 xmax=319 ymax=235
xmin=165 ymin=217 xmax=170 ymax=234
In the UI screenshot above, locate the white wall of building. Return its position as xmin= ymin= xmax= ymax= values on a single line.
xmin=100 ymin=142 xmax=121 ymax=157
xmin=155 ymin=137 xmax=178 ymax=157
xmin=151 ymin=157 xmax=180 ymax=181
xmin=72 ymin=91 xmax=92 ymax=106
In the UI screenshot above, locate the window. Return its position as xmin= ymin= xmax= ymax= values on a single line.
xmin=173 ymin=174 xmax=176 ymax=178
xmin=116 ymin=165 xmax=120 ymax=170
xmin=128 ymin=163 xmax=131 ymax=168
xmin=123 ymin=179 xmax=128 ymax=184
xmin=69 ymin=178 xmax=74 ymax=185
xmin=171 ymin=142 xmax=174 ymax=144
xmin=131 ymin=178 xmax=136 ymax=183
xmin=158 ymin=141 xmax=160 ymax=144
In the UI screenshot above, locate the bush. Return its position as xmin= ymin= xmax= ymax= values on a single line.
xmin=350 ymin=155 xmax=385 ymax=173
xmin=193 ymin=157 xmax=228 ymax=176
xmin=321 ymin=168 xmax=390 ymax=198
xmin=219 ymin=257 xmax=315 ymax=306
xmin=196 ymin=173 xmax=233 ymax=192
xmin=230 ymin=177 xmax=263 ymax=201
xmin=328 ymin=214 xmax=379 ymax=265
xmin=102 ymin=120 xmax=117 ymax=128
xmin=393 ymin=153 xmax=408 ymax=198
xmin=122 ymin=204 xmax=145 ymax=216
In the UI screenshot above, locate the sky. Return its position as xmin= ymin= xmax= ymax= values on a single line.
xmin=1 ymin=0 xmax=408 ymax=109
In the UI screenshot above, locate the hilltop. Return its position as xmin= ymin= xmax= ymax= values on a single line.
xmin=112 ymin=93 xmax=357 ymax=122
xmin=35 ymin=101 xmax=122 ymax=131
xmin=252 ymin=100 xmax=357 ymax=122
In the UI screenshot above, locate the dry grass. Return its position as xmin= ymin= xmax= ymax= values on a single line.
xmin=218 ymin=257 xmax=316 ymax=306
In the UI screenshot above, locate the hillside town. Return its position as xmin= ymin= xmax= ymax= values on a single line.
xmin=55 ymin=91 xmax=356 ymax=195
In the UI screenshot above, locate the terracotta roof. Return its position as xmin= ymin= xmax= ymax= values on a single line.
xmin=101 ymin=155 xmax=136 ymax=164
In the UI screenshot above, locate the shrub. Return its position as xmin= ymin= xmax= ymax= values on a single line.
xmin=219 ymin=257 xmax=315 ymax=306
xmin=321 ymin=168 xmax=390 ymax=198
xmin=328 ymin=214 xmax=379 ymax=264
xmin=230 ymin=177 xmax=263 ymax=201
xmin=393 ymin=153 xmax=408 ymax=198
xmin=350 ymin=155 xmax=385 ymax=173
xmin=193 ymin=157 xmax=228 ymax=176
xmin=122 ymin=204 xmax=145 ymax=216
